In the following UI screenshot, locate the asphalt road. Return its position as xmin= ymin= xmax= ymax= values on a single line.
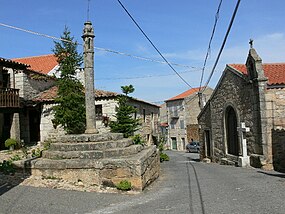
xmin=0 ymin=151 xmax=285 ymax=214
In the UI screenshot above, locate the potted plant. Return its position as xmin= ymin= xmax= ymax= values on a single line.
xmin=5 ymin=138 xmax=18 ymax=151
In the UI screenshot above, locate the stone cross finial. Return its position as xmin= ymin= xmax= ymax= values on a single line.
xmin=249 ymin=39 xmax=254 ymax=48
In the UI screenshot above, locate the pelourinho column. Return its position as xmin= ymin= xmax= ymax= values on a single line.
xmin=82 ymin=21 xmax=98 ymax=134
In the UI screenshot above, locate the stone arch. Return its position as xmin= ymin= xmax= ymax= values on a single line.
xmin=225 ymin=106 xmax=239 ymax=156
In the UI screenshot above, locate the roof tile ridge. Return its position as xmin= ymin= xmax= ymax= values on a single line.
xmin=12 ymin=53 xmax=55 ymax=60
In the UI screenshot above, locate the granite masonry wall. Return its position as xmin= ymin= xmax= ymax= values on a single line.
xmin=199 ymin=69 xmax=263 ymax=163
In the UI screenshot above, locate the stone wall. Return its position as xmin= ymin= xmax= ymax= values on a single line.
xmin=187 ymin=124 xmax=199 ymax=142
xmin=40 ymin=103 xmax=65 ymax=142
xmin=14 ymin=71 xmax=55 ymax=100
xmin=272 ymin=129 xmax=285 ymax=172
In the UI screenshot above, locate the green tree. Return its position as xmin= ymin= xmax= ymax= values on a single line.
xmin=109 ymin=85 xmax=140 ymax=137
xmin=52 ymin=27 xmax=86 ymax=134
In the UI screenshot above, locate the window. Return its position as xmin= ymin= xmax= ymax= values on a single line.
xmin=180 ymin=120 xmax=185 ymax=129
xmin=95 ymin=105 xmax=103 ymax=120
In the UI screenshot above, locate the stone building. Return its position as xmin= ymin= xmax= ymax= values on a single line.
xmin=33 ymin=85 xmax=160 ymax=145
xmin=0 ymin=57 xmax=55 ymax=148
xmin=198 ymin=46 xmax=285 ymax=172
xmin=162 ymin=86 xmax=213 ymax=151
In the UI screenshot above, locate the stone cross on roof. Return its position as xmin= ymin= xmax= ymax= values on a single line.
xmin=249 ymin=39 xmax=254 ymax=48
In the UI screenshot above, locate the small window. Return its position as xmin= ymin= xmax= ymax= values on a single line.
xmin=180 ymin=120 xmax=185 ymax=129
xmin=95 ymin=105 xmax=103 ymax=120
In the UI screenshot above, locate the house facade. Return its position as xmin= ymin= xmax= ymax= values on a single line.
xmin=33 ymin=86 xmax=160 ymax=145
xmin=163 ymin=87 xmax=213 ymax=151
xmin=198 ymin=47 xmax=285 ymax=172
xmin=0 ymin=57 xmax=55 ymax=148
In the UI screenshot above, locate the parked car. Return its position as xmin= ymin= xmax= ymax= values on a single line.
xmin=186 ymin=141 xmax=200 ymax=153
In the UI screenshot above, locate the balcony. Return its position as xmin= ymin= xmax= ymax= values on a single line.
xmin=0 ymin=88 xmax=20 ymax=108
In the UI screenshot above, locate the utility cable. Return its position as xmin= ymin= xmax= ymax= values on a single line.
xmin=0 ymin=22 xmax=195 ymax=69
xmin=97 ymin=69 xmax=198 ymax=81
xmin=199 ymin=0 xmax=223 ymax=91
xmin=117 ymin=0 xmax=193 ymax=89
xmin=200 ymin=0 xmax=241 ymax=94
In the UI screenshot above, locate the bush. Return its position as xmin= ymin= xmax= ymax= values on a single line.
xmin=0 ymin=160 xmax=15 ymax=175
xmin=116 ymin=180 xmax=132 ymax=191
xmin=4 ymin=138 xmax=18 ymax=148
xmin=160 ymin=152 xmax=170 ymax=162
xmin=10 ymin=154 xmax=21 ymax=161
xmin=132 ymin=134 xmax=145 ymax=145
xmin=31 ymin=148 xmax=42 ymax=158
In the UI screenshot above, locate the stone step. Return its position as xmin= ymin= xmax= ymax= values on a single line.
xmin=52 ymin=133 xmax=124 ymax=143
xmin=42 ymin=144 xmax=144 ymax=160
xmin=49 ymin=138 xmax=133 ymax=151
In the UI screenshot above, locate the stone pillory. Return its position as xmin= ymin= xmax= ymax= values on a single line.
xmin=82 ymin=21 xmax=98 ymax=134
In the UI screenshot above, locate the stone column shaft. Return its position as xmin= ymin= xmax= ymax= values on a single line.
xmin=82 ymin=21 xmax=98 ymax=134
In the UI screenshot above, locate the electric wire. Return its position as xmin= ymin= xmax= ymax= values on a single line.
xmin=200 ymin=0 xmax=241 ymax=94
xmin=117 ymin=0 xmax=193 ymax=89
xmin=199 ymin=0 xmax=223 ymax=91
xmin=97 ymin=69 xmax=197 ymax=81
xmin=165 ymin=0 xmax=241 ymax=121
xmin=0 ymin=22 xmax=195 ymax=69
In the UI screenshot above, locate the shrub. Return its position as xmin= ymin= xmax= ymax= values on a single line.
xmin=116 ymin=180 xmax=132 ymax=191
xmin=10 ymin=154 xmax=21 ymax=161
xmin=43 ymin=140 xmax=51 ymax=150
xmin=4 ymin=138 xmax=18 ymax=149
xmin=160 ymin=152 xmax=170 ymax=162
xmin=132 ymin=134 xmax=145 ymax=145
xmin=31 ymin=148 xmax=42 ymax=158
xmin=0 ymin=160 xmax=15 ymax=175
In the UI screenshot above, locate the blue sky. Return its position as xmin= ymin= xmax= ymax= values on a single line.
xmin=1 ymin=0 xmax=285 ymax=103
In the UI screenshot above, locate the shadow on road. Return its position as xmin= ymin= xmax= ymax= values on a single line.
xmin=186 ymin=156 xmax=205 ymax=214
xmin=257 ymin=171 xmax=285 ymax=179
xmin=0 ymin=161 xmax=31 ymax=196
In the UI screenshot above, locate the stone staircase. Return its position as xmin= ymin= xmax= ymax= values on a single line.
xmin=21 ymin=133 xmax=160 ymax=191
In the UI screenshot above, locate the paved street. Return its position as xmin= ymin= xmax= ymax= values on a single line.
xmin=0 ymin=151 xmax=285 ymax=214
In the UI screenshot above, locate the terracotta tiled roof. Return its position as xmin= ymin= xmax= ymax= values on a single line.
xmin=13 ymin=54 xmax=58 ymax=75
xmin=229 ymin=63 xmax=285 ymax=85
xmin=33 ymin=86 xmax=119 ymax=102
xmin=166 ymin=86 xmax=204 ymax=101
xmin=0 ymin=57 xmax=29 ymax=69
xmin=33 ymin=86 xmax=58 ymax=102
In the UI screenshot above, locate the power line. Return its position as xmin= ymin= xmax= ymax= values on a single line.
xmin=199 ymin=0 xmax=223 ymax=91
xmin=200 ymin=0 xmax=241 ymax=93
xmin=0 ymin=22 xmax=195 ymax=69
xmin=117 ymin=0 xmax=193 ymax=89
xmin=97 ymin=69 xmax=198 ymax=81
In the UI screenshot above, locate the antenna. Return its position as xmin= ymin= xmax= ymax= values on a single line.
xmin=87 ymin=0 xmax=91 ymax=21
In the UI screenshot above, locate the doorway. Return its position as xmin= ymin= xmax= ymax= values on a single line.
xmin=29 ymin=109 xmax=40 ymax=143
xmin=225 ymin=106 xmax=239 ymax=156
xmin=171 ymin=137 xmax=177 ymax=150
xmin=205 ymin=130 xmax=211 ymax=157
